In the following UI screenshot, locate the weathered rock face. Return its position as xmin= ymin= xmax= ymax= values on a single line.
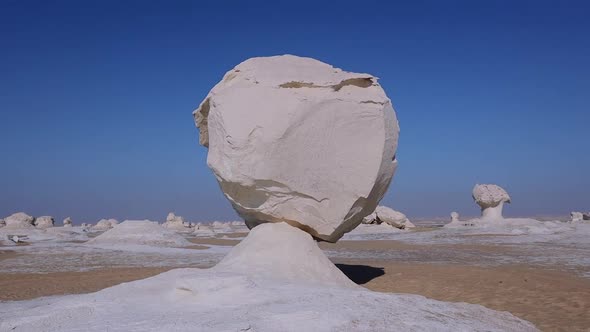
xmin=583 ymin=212 xmax=590 ymax=221
xmin=0 ymin=219 xmax=5 ymax=228
xmin=472 ymin=184 xmax=511 ymax=220
xmin=4 ymin=212 xmax=35 ymax=228
xmin=35 ymin=216 xmax=55 ymax=228
xmin=194 ymin=55 xmax=399 ymax=242
xmin=450 ymin=212 xmax=460 ymax=222
xmin=63 ymin=217 xmax=73 ymax=227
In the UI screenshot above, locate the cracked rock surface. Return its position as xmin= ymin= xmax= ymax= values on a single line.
xmin=194 ymin=55 xmax=399 ymax=242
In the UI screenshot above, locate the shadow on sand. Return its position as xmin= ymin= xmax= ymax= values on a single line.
xmin=335 ymin=264 xmax=385 ymax=284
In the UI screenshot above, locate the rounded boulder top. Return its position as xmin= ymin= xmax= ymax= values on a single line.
xmin=194 ymin=55 xmax=399 ymax=242
xmin=472 ymin=184 xmax=511 ymax=209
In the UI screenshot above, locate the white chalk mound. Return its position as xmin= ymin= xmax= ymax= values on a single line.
xmin=0 ymin=222 xmax=536 ymax=331
xmin=91 ymin=218 xmax=118 ymax=231
xmin=450 ymin=211 xmax=460 ymax=222
xmin=194 ymin=55 xmax=399 ymax=242
xmin=63 ymin=217 xmax=73 ymax=227
xmin=86 ymin=220 xmax=192 ymax=247
xmin=472 ymin=184 xmax=511 ymax=219
xmin=3 ymin=212 xmax=34 ymax=228
xmin=217 ymin=222 xmax=356 ymax=287
xmin=34 ymin=216 xmax=54 ymax=228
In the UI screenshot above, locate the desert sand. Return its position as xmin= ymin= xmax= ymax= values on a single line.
xmin=2 ymin=236 xmax=589 ymax=331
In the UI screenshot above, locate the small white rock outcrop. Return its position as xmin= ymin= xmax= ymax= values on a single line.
xmin=361 ymin=206 xmax=414 ymax=229
xmin=63 ymin=217 xmax=73 ymax=227
xmin=86 ymin=220 xmax=192 ymax=247
xmin=375 ymin=206 xmax=415 ymax=229
xmin=570 ymin=212 xmax=583 ymax=222
xmin=450 ymin=211 xmax=459 ymax=222
xmin=162 ymin=213 xmax=192 ymax=232
xmin=34 ymin=216 xmax=55 ymax=228
xmin=472 ymin=184 xmax=511 ymax=220
xmin=194 ymin=55 xmax=399 ymax=242
xmin=0 ymin=219 xmax=5 ymax=228
xmin=92 ymin=219 xmax=118 ymax=231
xmin=4 ymin=212 xmax=35 ymax=228
xmin=584 ymin=212 xmax=590 ymax=221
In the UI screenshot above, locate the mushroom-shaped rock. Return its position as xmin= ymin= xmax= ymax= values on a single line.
xmin=63 ymin=217 xmax=73 ymax=227
xmin=4 ymin=212 xmax=35 ymax=228
xmin=34 ymin=216 xmax=55 ymax=228
xmin=194 ymin=55 xmax=399 ymax=242
xmin=375 ymin=206 xmax=415 ymax=229
xmin=472 ymin=184 xmax=511 ymax=220
xmin=570 ymin=212 xmax=583 ymax=222
xmin=450 ymin=212 xmax=460 ymax=222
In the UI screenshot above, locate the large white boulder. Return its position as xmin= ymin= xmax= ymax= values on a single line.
xmin=4 ymin=212 xmax=35 ymax=228
xmin=194 ymin=55 xmax=399 ymax=242
xmin=63 ymin=217 xmax=73 ymax=227
xmin=472 ymin=184 xmax=511 ymax=220
xmin=34 ymin=216 xmax=54 ymax=228
xmin=374 ymin=206 xmax=415 ymax=229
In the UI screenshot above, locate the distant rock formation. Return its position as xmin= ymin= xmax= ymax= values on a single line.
xmin=472 ymin=184 xmax=511 ymax=220
xmin=450 ymin=211 xmax=459 ymax=222
xmin=92 ymin=219 xmax=118 ymax=231
xmin=63 ymin=217 xmax=73 ymax=227
xmin=360 ymin=206 xmax=414 ymax=229
xmin=194 ymin=55 xmax=399 ymax=242
xmin=34 ymin=216 xmax=54 ymax=228
xmin=570 ymin=212 xmax=584 ymax=222
xmin=4 ymin=212 xmax=35 ymax=228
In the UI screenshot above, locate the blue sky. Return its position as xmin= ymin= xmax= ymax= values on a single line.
xmin=1 ymin=0 xmax=588 ymax=223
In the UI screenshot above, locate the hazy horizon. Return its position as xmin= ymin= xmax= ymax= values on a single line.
xmin=1 ymin=1 xmax=588 ymax=223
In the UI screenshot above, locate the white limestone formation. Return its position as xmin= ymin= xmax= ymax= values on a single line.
xmin=92 ymin=219 xmax=118 ymax=231
xmin=63 ymin=217 xmax=73 ymax=227
xmin=34 ymin=216 xmax=54 ymax=228
xmin=0 ymin=219 xmax=5 ymax=228
xmin=194 ymin=55 xmax=399 ymax=242
xmin=361 ymin=212 xmax=377 ymax=224
xmin=583 ymin=212 xmax=590 ymax=221
xmin=86 ymin=220 xmax=192 ymax=247
xmin=450 ymin=211 xmax=460 ymax=222
xmin=162 ymin=213 xmax=193 ymax=233
xmin=4 ymin=212 xmax=35 ymax=228
xmin=374 ymin=206 xmax=415 ymax=229
xmin=571 ymin=212 xmax=583 ymax=222
xmin=472 ymin=184 xmax=511 ymax=220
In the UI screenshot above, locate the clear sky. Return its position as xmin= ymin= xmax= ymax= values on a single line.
xmin=1 ymin=0 xmax=588 ymax=223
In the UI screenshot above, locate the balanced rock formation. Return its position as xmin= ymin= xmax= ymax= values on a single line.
xmin=63 ymin=217 xmax=73 ymax=227
xmin=34 ymin=216 xmax=55 ymax=228
xmin=194 ymin=55 xmax=399 ymax=242
xmin=4 ymin=212 xmax=35 ymax=228
xmin=450 ymin=211 xmax=460 ymax=222
xmin=472 ymin=184 xmax=511 ymax=220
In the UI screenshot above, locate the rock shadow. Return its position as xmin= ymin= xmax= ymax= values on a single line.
xmin=335 ymin=264 xmax=385 ymax=284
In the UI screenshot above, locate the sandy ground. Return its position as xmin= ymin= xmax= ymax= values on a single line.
xmin=1 ymin=237 xmax=589 ymax=331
